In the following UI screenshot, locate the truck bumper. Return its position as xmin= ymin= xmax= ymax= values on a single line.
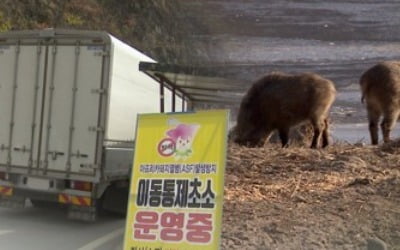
xmin=0 ymin=185 xmax=92 ymax=207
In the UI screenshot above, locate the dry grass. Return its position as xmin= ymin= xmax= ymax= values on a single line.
xmin=222 ymin=141 xmax=400 ymax=249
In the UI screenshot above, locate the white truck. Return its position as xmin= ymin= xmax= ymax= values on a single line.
xmin=0 ymin=29 xmax=187 ymax=221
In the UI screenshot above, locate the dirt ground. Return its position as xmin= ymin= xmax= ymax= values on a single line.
xmin=221 ymin=142 xmax=400 ymax=250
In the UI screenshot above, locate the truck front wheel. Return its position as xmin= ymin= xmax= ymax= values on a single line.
xmin=101 ymin=183 xmax=129 ymax=216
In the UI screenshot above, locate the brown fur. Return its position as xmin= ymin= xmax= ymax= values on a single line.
xmin=234 ymin=72 xmax=336 ymax=148
xmin=360 ymin=61 xmax=400 ymax=144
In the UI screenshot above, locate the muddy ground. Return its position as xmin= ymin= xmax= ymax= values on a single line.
xmin=221 ymin=142 xmax=400 ymax=250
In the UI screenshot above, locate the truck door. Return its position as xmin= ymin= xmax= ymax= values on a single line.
xmin=39 ymin=43 xmax=104 ymax=175
xmin=0 ymin=44 xmax=45 ymax=169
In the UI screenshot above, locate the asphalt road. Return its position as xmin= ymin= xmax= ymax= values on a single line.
xmin=198 ymin=0 xmax=400 ymax=42
xmin=0 ymin=203 xmax=125 ymax=250
xmin=188 ymin=0 xmax=400 ymax=85
xmin=188 ymin=0 xmax=400 ymax=125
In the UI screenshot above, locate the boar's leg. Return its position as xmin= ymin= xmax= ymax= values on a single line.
xmin=367 ymin=105 xmax=380 ymax=145
xmin=263 ymin=129 xmax=273 ymax=146
xmin=321 ymin=118 xmax=330 ymax=148
xmin=278 ymin=127 xmax=290 ymax=148
xmin=310 ymin=119 xmax=324 ymax=148
xmin=381 ymin=109 xmax=399 ymax=143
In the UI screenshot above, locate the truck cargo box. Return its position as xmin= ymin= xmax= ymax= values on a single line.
xmin=0 ymin=29 xmax=184 ymax=180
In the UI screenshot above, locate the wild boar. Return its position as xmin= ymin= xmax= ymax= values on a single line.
xmin=360 ymin=61 xmax=400 ymax=144
xmin=234 ymin=72 xmax=336 ymax=148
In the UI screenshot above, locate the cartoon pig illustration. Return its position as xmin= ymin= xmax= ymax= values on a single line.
xmin=166 ymin=124 xmax=199 ymax=160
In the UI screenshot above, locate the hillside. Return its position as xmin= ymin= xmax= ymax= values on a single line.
xmin=0 ymin=0 xmax=211 ymax=64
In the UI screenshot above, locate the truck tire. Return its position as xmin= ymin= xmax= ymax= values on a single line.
xmin=101 ymin=184 xmax=129 ymax=216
